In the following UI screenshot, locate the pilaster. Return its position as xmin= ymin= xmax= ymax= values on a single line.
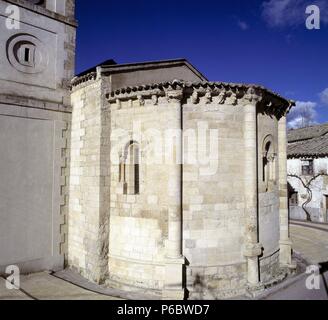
xmin=278 ymin=116 xmax=294 ymax=269
xmin=243 ymin=103 xmax=262 ymax=287
xmin=163 ymin=90 xmax=185 ymax=300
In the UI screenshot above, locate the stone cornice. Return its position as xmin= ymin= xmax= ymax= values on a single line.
xmin=0 ymin=94 xmax=72 ymax=113
xmin=106 ymin=80 xmax=295 ymax=116
xmin=70 ymin=72 xmax=97 ymax=89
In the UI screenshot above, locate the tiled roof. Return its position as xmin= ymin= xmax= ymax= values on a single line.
xmin=287 ymin=123 xmax=328 ymax=158
xmin=288 ymin=123 xmax=328 ymax=142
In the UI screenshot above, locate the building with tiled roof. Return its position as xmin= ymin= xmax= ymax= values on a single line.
xmin=287 ymin=123 xmax=328 ymax=223
xmin=288 ymin=123 xmax=328 ymax=158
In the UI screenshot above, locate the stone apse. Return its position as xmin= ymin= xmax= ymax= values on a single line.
xmin=69 ymin=68 xmax=295 ymax=299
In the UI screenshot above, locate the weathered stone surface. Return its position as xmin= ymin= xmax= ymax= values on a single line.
xmin=68 ymin=76 xmax=293 ymax=299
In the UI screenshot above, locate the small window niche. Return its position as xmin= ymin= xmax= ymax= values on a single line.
xmin=120 ymin=141 xmax=140 ymax=195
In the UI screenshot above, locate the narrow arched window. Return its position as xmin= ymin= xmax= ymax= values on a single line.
xmin=262 ymin=136 xmax=276 ymax=192
xmin=121 ymin=141 xmax=140 ymax=195
xmin=263 ymin=141 xmax=271 ymax=184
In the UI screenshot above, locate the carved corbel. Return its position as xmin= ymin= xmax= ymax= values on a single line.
xmin=216 ymin=91 xmax=226 ymax=104
xmin=244 ymin=87 xmax=262 ymax=104
xmin=226 ymin=92 xmax=238 ymax=105
xmin=152 ymin=95 xmax=158 ymax=105
xmin=165 ymin=89 xmax=184 ymax=103
xmin=191 ymin=91 xmax=199 ymax=104
xmin=137 ymin=95 xmax=145 ymax=106
xmin=204 ymin=89 xmax=212 ymax=104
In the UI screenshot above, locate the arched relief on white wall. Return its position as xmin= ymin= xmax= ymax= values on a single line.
xmin=6 ymin=33 xmax=49 ymax=74
xmin=262 ymin=134 xmax=277 ymax=192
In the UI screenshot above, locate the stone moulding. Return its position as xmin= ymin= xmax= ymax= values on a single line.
xmin=0 ymin=94 xmax=72 ymax=113
xmin=71 ymin=72 xmax=97 ymax=88
xmin=105 ymin=80 xmax=295 ymax=117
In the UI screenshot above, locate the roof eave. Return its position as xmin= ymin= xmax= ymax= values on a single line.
xmin=287 ymin=153 xmax=328 ymax=159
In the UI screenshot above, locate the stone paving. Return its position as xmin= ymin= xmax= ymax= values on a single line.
xmin=0 ymin=272 xmax=122 ymax=300
xmin=290 ymin=222 xmax=328 ymax=264
xmin=259 ymin=221 xmax=328 ymax=300
xmin=1 ymin=220 xmax=328 ymax=300
xmin=0 ymin=278 xmax=32 ymax=300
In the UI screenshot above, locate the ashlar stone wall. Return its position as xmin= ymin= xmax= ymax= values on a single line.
xmin=107 ymin=92 xmax=182 ymax=296
xmin=68 ymin=75 xmax=111 ymax=283
xmin=182 ymin=97 xmax=247 ymax=298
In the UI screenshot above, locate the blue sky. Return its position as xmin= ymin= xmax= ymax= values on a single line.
xmin=75 ymin=0 xmax=328 ymax=127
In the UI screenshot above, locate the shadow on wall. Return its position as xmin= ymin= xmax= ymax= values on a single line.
xmin=192 ymin=274 xmax=218 ymax=300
